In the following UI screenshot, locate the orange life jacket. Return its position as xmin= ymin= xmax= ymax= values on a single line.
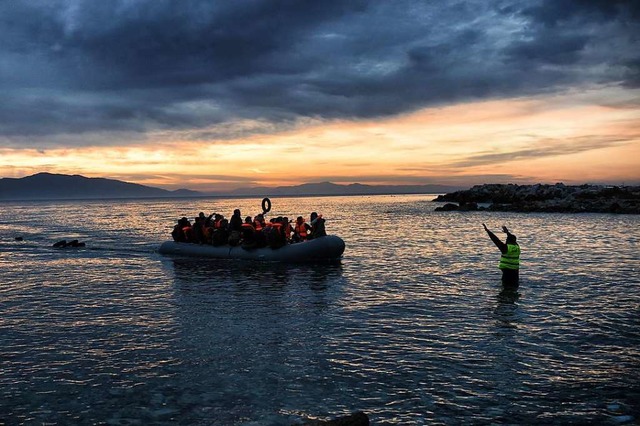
xmin=295 ymin=222 xmax=307 ymax=239
xmin=271 ymin=222 xmax=283 ymax=235
xmin=253 ymin=220 xmax=263 ymax=231
xmin=204 ymin=227 xmax=214 ymax=240
xmin=182 ymin=226 xmax=194 ymax=241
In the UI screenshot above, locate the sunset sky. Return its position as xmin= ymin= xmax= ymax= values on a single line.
xmin=1 ymin=1 xmax=639 ymax=191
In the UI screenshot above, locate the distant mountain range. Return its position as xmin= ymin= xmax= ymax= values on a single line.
xmin=0 ymin=173 xmax=198 ymax=200
xmin=0 ymin=173 xmax=463 ymax=201
xmin=227 ymin=181 xmax=462 ymax=196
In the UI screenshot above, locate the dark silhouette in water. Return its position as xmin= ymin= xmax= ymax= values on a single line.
xmin=52 ymin=239 xmax=86 ymax=248
xmin=483 ymin=224 xmax=520 ymax=286
xmin=494 ymin=285 xmax=520 ymax=328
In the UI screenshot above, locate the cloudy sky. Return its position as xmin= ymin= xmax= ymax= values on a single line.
xmin=1 ymin=0 xmax=639 ymax=190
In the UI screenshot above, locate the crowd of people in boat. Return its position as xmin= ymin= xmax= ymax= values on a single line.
xmin=171 ymin=209 xmax=327 ymax=249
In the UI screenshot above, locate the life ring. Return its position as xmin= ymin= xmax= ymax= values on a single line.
xmin=261 ymin=197 xmax=272 ymax=214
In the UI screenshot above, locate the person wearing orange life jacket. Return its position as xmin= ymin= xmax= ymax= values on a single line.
xmin=253 ymin=214 xmax=265 ymax=232
xmin=242 ymin=217 xmax=254 ymax=229
xmin=265 ymin=217 xmax=286 ymax=248
xmin=211 ymin=217 xmax=229 ymax=246
xmin=247 ymin=214 xmax=265 ymax=247
xmin=195 ymin=212 xmax=213 ymax=244
xmin=213 ymin=214 xmax=224 ymax=229
xmin=293 ymin=216 xmax=311 ymax=242
xmin=483 ymin=223 xmax=520 ymax=286
xmin=182 ymin=220 xmax=195 ymax=243
xmin=282 ymin=217 xmax=292 ymax=242
xmin=203 ymin=223 xmax=214 ymax=243
xmin=205 ymin=213 xmax=220 ymax=243
xmin=172 ymin=217 xmax=191 ymax=242
xmin=268 ymin=218 xmax=281 ymax=229
xmin=240 ymin=216 xmax=257 ymax=248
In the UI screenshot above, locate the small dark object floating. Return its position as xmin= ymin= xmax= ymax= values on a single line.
xmin=15 ymin=236 xmax=24 ymax=241
xmin=53 ymin=239 xmax=86 ymax=248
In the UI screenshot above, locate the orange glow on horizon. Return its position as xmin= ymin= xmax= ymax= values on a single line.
xmin=1 ymin=85 xmax=638 ymax=190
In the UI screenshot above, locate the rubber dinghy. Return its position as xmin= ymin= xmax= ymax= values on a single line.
xmin=159 ymin=235 xmax=345 ymax=263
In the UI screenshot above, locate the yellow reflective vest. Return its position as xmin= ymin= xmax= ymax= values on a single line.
xmin=499 ymin=244 xmax=520 ymax=270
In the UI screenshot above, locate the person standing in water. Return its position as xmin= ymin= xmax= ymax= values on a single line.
xmin=483 ymin=223 xmax=520 ymax=286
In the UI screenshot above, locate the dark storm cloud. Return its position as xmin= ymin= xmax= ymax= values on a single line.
xmin=1 ymin=0 xmax=638 ymax=146
xmin=622 ymin=59 xmax=640 ymax=88
xmin=506 ymin=33 xmax=589 ymax=65
xmin=521 ymin=0 xmax=640 ymax=27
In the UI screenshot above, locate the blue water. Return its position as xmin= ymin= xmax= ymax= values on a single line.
xmin=0 ymin=195 xmax=638 ymax=425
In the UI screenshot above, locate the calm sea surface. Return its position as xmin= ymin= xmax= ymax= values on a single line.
xmin=0 ymin=195 xmax=638 ymax=425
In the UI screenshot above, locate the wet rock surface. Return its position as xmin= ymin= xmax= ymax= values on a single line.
xmin=433 ymin=183 xmax=640 ymax=214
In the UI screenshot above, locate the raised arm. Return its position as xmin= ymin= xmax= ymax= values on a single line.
xmin=483 ymin=223 xmax=507 ymax=253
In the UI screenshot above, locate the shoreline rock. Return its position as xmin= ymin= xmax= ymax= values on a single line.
xmin=433 ymin=183 xmax=640 ymax=214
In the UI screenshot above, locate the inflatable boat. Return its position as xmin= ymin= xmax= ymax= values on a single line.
xmin=158 ymin=235 xmax=345 ymax=263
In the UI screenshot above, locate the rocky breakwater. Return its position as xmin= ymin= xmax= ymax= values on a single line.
xmin=433 ymin=183 xmax=640 ymax=214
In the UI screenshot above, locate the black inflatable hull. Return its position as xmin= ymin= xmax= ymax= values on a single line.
xmin=158 ymin=235 xmax=345 ymax=263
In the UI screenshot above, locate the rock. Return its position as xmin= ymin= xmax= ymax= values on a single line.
xmin=459 ymin=201 xmax=478 ymax=211
xmin=53 ymin=240 xmax=68 ymax=248
xmin=432 ymin=184 xmax=640 ymax=214
xmin=434 ymin=203 xmax=459 ymax=211
xmin=52 ymin=239 xmax=86 ymax=248
xmin=302 ymin=411 xmax=369 ymax=426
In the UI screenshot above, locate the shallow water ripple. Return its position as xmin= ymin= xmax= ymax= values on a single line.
xmin=0 ymin=196 xmax=638 ymax=424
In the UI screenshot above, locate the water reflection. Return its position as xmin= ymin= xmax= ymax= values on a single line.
xmin=162 ymin=258 xmax=348 ymax=423
xmin=168 ymin=258 xmax=343 ymax=291
xmin=494 ymin=285 xmax=520 ymax=329
xmin=1 ymin=196 xmax=638 ymax=424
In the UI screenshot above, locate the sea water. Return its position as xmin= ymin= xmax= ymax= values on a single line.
xmin=0 ymin=195 xmax=638 ymax=425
